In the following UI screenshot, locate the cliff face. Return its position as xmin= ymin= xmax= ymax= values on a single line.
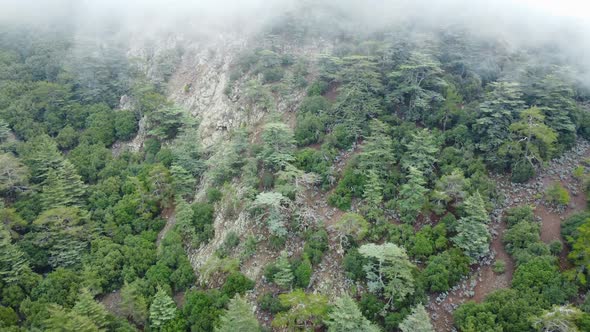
xmin=165 ymin=35 xmax=247 ymax=148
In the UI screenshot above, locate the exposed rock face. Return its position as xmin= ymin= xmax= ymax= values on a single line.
xmin=166 ymin=35 xmax=249 ymax=148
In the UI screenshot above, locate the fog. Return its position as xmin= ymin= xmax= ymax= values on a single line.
xmin=1 ymin=0 xmax=589 ymax=83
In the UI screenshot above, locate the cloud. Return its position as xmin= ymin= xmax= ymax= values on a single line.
xmin=1 ymin=0 xmax=588 ymax=85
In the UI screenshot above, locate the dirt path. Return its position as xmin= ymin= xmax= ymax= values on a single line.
xmin=428 ymin=140 xmax=590 ymax=332
xmin=156 ymin=207 xmax=176 ymax=247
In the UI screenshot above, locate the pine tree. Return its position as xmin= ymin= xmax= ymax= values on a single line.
xmin=273 ymin=251 xmax=294 ymax=289
xmin=359 ymin=119 xmax=395 ymax=179
xmin=387 ymin=52 xmax=445 ymax=122
xmin=150 ymin=286 xmax=177 ymax=330
xmin=397 ymin=167 xmax=428 ymax=224
xmin=324 ymin=294 xmax=381 ymax=332
xmin=363 ymin=170 xmax=383 ymax=208
xmin=40 ymin=160 xmax=86 ymax=210
xmin=215 ymin=295 xmax=260 ymax=332
xmin=474 ymin=82 xmax=525 ymax=168
xmin=359 ymin=243 xmax=416 ymax=309
xmin=452 ymin=192 xmax=491 ymax=261
xmin=260 ymin=122 xmax=295 ymax=171
xmin=402 ymin=129 xmax=439 ymax=176
xmin=120 ymin=281 xmax=148 ymax=326
xmin=170 ymin=164 xmax=195 ymax=199
xmin=73 ymin=289 xmax=109 ymax=329
xmin=44 ymin=304 xmax=102 ymax=332
xmin=502 ymin=106 xmax=558 ymax=180
xmin=0 ymin=226 xmax=30 ymax=284
xmin=32 ymin=207 xmax=88 ymax=268
xmin=174 ymin=197 xmax=196 ymax=243
xmin=399 ymin=304 xmax=434 ymax=332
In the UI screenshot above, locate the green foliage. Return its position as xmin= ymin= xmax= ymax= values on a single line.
xmin=324 ymin=294 xmax=381 ymax=332
xmin=120 ymin=281 xmax=149 ymax=326
xmin=221 ymin=272 xmax=255 ymax=298
xmin=147 ymin=105 xmax=187 ymax=140
xmin=215 ymin=295 xmax=260 ymax=332
xmin=399 ymin=304 xmax=434 ymax=332
xmin=183 ymin=289 xmax=228 ymax=332
xmin=260 ymin=122 xmax=295 ymax=171
xmin=452 ymin=192 xmax=491 ymax=261
xmin=334 ymin=213 xmax=369 ymax=242
xmin=505 ymin=205 xmax=535 ymax=227
xmin=492 ymin=260 xmax=506 ymax=274
xmin=273 ymin=252 xmax=294 ymax=289
xmin=303 ymin=229 xmax=328 ymax=265
xmin=293 ymin=257 xmax=312 ymax=288
xmin=259 ymin=292 xmax=289 ymax=314
xmin=545 ymin=183 xmax=570 ymax=206
xmin=388 ymin=52 xmax=445 ymax=122
xmin=423 ymin=249 xmax=470 ymax=292
xmin=149 ymin=287 xmax=177 ymax=330
xmin=272 ymin=289 xmax=329 ymax=330
xmin=397 ymin=167 xmax=428 ymax=224
xmin=359 ymin=243 xmax=416 ymax=308
xmin=73 ymin=289 xmax=109 ymax=330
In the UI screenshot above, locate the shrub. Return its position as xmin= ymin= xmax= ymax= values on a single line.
xmin=545 ymin=183 xmax=570 ymax=206
xmin=549 ymin=240 xmax=563 ymax=255
xmin=511 ymin=160 xmax=535 ymax=183
xmin=505 ymin=205 xmax=535 ymax=227
xmin=343 ymin=249 xmax=367 ymax=281
xmin=206 ymin=188 xmax=223 ymax=204
xmin=259 ymin=292 xmax=289 ymax=314
xmin=221 ymin=272 xmax=255 ymax=298
xmin=493 ymin=260 xmax=506 ymax=274
xmin=303 ymin=229 xmax=329 ymax=265
xmin=293 ymin=257 xmax=312 ymax=288
xmin=307 ymin=81 xmax=329 ymax=96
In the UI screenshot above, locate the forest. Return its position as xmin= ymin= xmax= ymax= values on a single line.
xmin=1 ymin=2 xmax=590 ymax=332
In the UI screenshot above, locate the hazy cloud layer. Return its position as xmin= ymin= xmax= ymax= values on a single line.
xmin=0 ymin=0 xmax=588 ymax=82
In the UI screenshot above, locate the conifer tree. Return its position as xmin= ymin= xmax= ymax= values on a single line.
xmin=0 ymin=226 xmax=30 ymax=283
xmin=324 ymin=294 xmax=381 ymax=332
xmin=359 ymin=243 xmax=416 ymax=309
xmin=215 ymin=295 xmax=260 ymax=332
xmin=273 ymin=251 xmax=294 ymax=289
xmin=397 ymin=167 xmax=428 ymax=224
xmin=402 ymin=129 xmax=439 ymax=176
xmin=150 ymin=286 xmax=177 ymax=330
xmin=120 ymin=281 xmax=148 ymax=326
xmin=73 ymin=289 xmax=109 ymax=329
xmin=399 ymin=304 xmax=434 ymax=332
xmin=452 ymin=192 xmax=491 ymax=261
xmin=40 ymin=160 xmax=86 ymax=210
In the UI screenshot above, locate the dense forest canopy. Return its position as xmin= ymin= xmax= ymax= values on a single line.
xmin=1 ymin=1 xmax=590 ymax=331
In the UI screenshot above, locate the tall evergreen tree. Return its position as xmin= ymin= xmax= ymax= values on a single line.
xmin=0 ymin=226 xmax=30 ymax=283
xmin=215 ymin=295 xmax=260 ymax=332
xmin=474 ymin=82 xmax=525 ymax=168
xmin=324 ymin=294 xmax=381 ymax=332
xmin=399 ymin=304 xmax=434 ymax=332
xmin=273 ymin=251 xmax=294 ymax=289
xmin=120 ymin=281 xmax=148 ymax=326
xmin=150 ymin=286 xmax=177 ymax=330
xmin=73 ymin=289 xmax=109 ymax=330
xmin=397 ymin=167 xmax=429 ymax=224
xmin=452 ymin=192 xmax=491 ymax=261
xmin=40 ymin=159 xmax=86 ymax=210
xmin=402 ymin=129 xmax=439 ymax=176
xmin=359 ymin=243 xmax=416 ymax=309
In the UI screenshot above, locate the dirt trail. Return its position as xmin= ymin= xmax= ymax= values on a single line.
xmin=157 ymin=207 xmax=176 ymax=247
xmin=429 ymin=140 xmax=590 ymax=332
